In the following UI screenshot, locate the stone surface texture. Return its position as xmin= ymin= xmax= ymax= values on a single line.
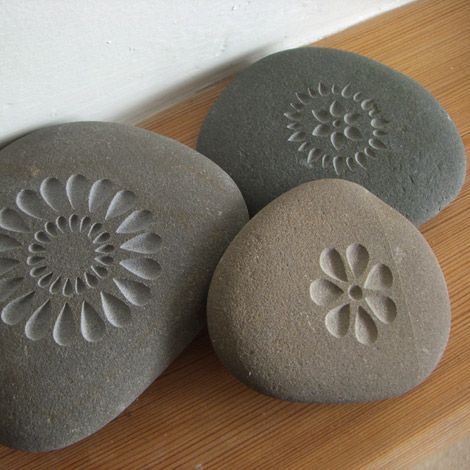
xmin=197 ymin=47 xmax=466 ymax=224
xmin=207 ymin=179 xmax=450 ymax=403
xmin=0 ymin=122 xmax=248 ymax=451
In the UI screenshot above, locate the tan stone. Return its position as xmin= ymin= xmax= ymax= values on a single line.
xmin=207 ymin=179 xmax=450 ymax=403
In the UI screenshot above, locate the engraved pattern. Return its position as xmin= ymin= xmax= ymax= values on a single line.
xmin=285 ymin=82 xmax=389 ymax=174
xmin=310 ymin=244 xmax=396 ymax=345
xmin=0 ymin=175 xmax=162 ymax=346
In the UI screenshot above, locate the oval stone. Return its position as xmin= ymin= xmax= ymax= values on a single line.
xmin=207 ymin=179 xmax=450 ymax=403
xmin=197 ymin=47 xmax=466 ymax=224
xmin=0 ymin=122 xmax=248 ymax=451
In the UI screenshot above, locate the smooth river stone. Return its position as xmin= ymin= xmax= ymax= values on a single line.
xmin=197 ymin=47 xmax=466 ymax=224
xmin=0 ymin=122 xmax=248 ymax=451
xmin=207 ymin=179 xmax=450 ymax=403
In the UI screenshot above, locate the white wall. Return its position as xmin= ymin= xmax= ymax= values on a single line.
xmin=0 ymin=0 xmax=412 ymax=146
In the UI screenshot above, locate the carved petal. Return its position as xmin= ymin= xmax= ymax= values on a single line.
xmin=331 ymin=132 xmax=346 ymax=150
xmin=288 ymin=131 xmax=306 ymax=142
xmin=354 ymin=152 xmax=367 ymax=169
xmin=364 ymin=263 xmax=393 ymax=291
xmin=341 ymin=83 xmax=352 ymax=98
xmin=318 ymin=82 xmax=329 ymax=96
xmin=312 ymin=124 xmax=330 ymax=137
xmin=310 ymin=279 xmax=343 ymax=306
xmin=325 ymin=304 xmax=350 ymax=338
xmin=346 ymin=157 xmax=356 ymax=171
xmin=307 ymin=148 xmax=322 ymax=164
xmin=332 ymin=157 xmax=343 ymax=176
xmin=365 ymin=294 xmax=397 ymax=324
xmin=369 ymin=138 xmax=386 ymax=150
xmin=312 ymin=109 xmax=330 ymax=123
xmin=355 ymin=306 xmax=378 ymax=345
xmin=329 ymin=100 xmax=344 ymax=117
xmin=344 ymin=126 xmax=363 ymax=141
xmin=344 ymin=112 xmax=360 ymax=125
xmin=346 ymin=244 xmax=369 ymax=278
xmin=320 ymin=248 xmax=347 ymax=282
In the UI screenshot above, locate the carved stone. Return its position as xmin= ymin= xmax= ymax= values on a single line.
xmin=207 ymin=180 xmax=450 ymax=403
xmin=0 ymin=122 xmax=248 ymax=451
xmin=197 ymin=47 xmax=466 ymax=224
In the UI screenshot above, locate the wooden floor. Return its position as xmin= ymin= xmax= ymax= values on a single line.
xmin=1 ymin=0 xmax=469 ymax=468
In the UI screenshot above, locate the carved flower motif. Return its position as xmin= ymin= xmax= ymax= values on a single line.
xmin=311 ymin=100 xmax=364 ymax=149
xmin=0 ymin=175 xmax=162 ymax=346
xmin=285 ymin=82 xmax=389 ymax=175
xmin=310 ymin=244 xmax=396 ymax=345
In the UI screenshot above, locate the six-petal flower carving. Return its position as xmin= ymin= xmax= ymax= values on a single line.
xmin=310 ymin=244 xmax=396 ymax=345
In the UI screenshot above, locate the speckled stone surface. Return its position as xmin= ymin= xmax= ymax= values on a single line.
xmin=207 ymin=179 xmax=450 ymax=403
xmin=0 ymin=122 xmax=248 ymax=451
xmin=197 ymin=47 xmax=466 ymax=224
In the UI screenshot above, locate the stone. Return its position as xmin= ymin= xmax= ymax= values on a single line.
xmin=0 ymin=122 xmax=248 ymax=451
xmin=197 ymin=47 xmax=466 ymax=225
xmin=207 ymin=179 xmax=450 ymax=403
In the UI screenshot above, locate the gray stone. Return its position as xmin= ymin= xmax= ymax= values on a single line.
xmin=0 ymin=122 xmax=248 ymax=451
xmin=207 ymin=179 xmax=450 ymax=403
xmin=197 ymin=47 xmax=466 ymax=225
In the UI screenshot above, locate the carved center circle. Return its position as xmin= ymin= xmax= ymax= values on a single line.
xmin=46 ymin=232 xmax=96 ymax=278
xmin=348 ymin=285 xmax=363 ymax=301
xmin=27 ymin=213 xmax=115 ymax=296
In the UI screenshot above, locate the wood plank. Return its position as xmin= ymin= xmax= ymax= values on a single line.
xmin=1 ymin=0 xmax=469 ymax=467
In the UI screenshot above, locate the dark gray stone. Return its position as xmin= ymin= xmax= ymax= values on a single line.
xmin=197 ymin=47 xmax=466 ymax=224
xmin=207 ymin=179 xmax=450 ymax=403
xmin=0 ymin=122 xmax=248 ymax=451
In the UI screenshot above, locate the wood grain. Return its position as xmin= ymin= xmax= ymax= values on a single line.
xmin=1 ymin=0 xmax=469 ymax=468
